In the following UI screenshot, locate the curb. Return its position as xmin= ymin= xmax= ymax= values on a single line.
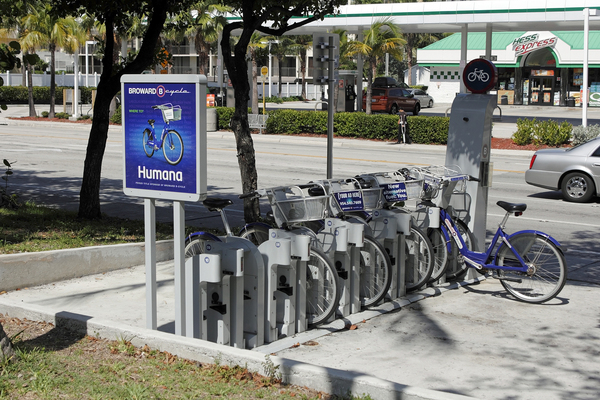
xmin=0 ymin=240 xmax=173 ymax=292
xmin=0 ymin=277 xmax=484 ymax=400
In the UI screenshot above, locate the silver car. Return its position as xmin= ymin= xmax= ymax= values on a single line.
xmin=525 ymin=137 xmax=600 ymax=202
xmin=407 ymin=89 xmax=434 ymax=108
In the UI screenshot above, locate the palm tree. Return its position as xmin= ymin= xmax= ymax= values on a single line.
xmin=346 ymin=18 xmax=406 ymax=114
xmin=288 ymin=35 xmax=312 ymax=100
xmin=266 ymin=36 xmax=293 ymax=98
xmin=185 ymin=0 xmax=228 ymax=76
xmin=21 ymin=4 xmax=84 ymax=118
xmin=403 ymin=32 xmax=439 ymax=85
xmin=248 ymin=33 xmax=267 ymax=114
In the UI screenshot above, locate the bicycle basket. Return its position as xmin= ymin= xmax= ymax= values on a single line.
xmin=265 ymin=184 xmax=329 ymax=226
xmin=160 ymin=104 xmax=182 ymax=123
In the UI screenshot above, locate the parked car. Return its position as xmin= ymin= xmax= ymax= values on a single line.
xmin=408 ymin=89 xmax=434 ymax=108
xmin=372 ymin=76 xmax=409 ymax=88
xmin=525 ymin=137 xmax=600 ymax=202
xmin=362 ymin=87 xmax=421 ymax=115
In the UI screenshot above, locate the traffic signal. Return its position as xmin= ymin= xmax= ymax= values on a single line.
xmin=312 ymin=35 xmax=329 ymax=85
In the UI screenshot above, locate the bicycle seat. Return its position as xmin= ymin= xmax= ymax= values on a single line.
xmin=203 ymin=197 xmax=233 ymax=212
xmin=308 ymin=187 xmax=325 ymax=196
xmin=148 ymin=119 xmax=155 ymax=125
xmin=497 ymin=201 xmax=527 ymax=213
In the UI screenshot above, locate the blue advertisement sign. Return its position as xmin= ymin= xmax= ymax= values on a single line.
xmin=121 ymin=75 xmax=207 ymax=202
xmin=381 ymin=182 xmax=408 ymax=202
xmin=334 ymin=191 xmax=364 ymax=212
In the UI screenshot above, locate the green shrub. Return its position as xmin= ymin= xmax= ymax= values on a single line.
xmin=78 ymin=115 xmax=91 ymax=120
xmin=41 ymin=111 xmax=49 ymax=118
xmin=0 ymin=86 xmax=96 ymax=104
xmin=263 ymin=95 xmax=283 ymax=104
xmin=408 ymin=116 xmax=449 ymax=144
xmin=54 ymin=112 xmax=70 ymax=119
xmin=213 ymin=107 xmax=450 ymax=144
xmin=512 ymin=118 xmax=571 ymax=147
xmin=571 ymin=124 xmax=600 ymax=146
xmin=216 ymin=106 xmax=235 ymax=129
xmin=512 ymin=118 xmax=535 ymax=145
xmin=110 ymin=105 xmax=122 ymax=124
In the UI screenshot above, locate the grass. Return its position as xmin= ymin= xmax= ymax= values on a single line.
xmin=0 ymin=201 xmax=200 ymax=254
xmin=1 ymin=315 xmax=360 ymax=399
xmin=0 ymin=204 xmax=375 ymax=399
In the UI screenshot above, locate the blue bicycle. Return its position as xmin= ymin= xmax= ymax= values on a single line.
xmin=143 ymin=103 xmax=184 ymax=165
xmin=426 ymin=171 xmax=567 ymax=303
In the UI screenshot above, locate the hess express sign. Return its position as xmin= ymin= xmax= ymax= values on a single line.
xmin=512 ymin=33 xmax=557 ymax=56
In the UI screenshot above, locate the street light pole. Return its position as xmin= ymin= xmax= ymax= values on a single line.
xmin=583 ymin=8 xmax=598 ymax=127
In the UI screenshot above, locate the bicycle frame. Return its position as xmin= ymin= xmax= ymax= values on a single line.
xmin=146 ymin=120 xmax=172 ymax=150
xmin=440 ymin=207 xmax=561 ymax=273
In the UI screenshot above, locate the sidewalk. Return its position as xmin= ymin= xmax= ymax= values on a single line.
xmin=2 ymin=102 xmax=600 ymax=399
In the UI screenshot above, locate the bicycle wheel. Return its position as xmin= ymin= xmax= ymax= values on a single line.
xmin=163 ymin=129 xmax=184 ymax=165
xmin=445 ymin=219 xmax=474 ymax=281
xmin=184 ymin=231 xmax=221 ymax=259
xmin=237 ymin=223 xmax=271 ymax=246
xmin=427 ymin=227 xmax=449 ymax=283
xmin=359 ymin=235 xmax=392 ymax=308
xmin=404 ymin=226 xmax=434 ymax=292
xmin=306 ymin=247 xmax=340 ymax=327
xmin=495 ymin=233 xmax=567 ymax=303
xmin=143 ymin=128 xmax=155 ymax=157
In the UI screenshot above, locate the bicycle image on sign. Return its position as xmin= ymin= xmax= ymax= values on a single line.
xmin=467 ymin=68 xmax=490 ymax=83
xmin=143 ymin=103 xmax=184 ymax=165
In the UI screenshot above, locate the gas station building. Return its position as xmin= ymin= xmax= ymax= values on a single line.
xmin=417 ymin=30 xmax=600 ymax=107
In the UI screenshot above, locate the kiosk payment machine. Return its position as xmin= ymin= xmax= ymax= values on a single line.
xmin=445 ymin=59 xmax=497 ymax=277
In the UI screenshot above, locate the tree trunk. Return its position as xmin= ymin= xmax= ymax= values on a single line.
xmin=78 ymin=83 xmax=112 ymax=219
xmin=251 ymin=48 xmax=258 ymax=115
xmin=222 ymin=28 xmax=260 ymax=223
xmin=365 ymin=60 xmax=375 ymax=115
xmin=0 ymin=321 xmax=15 ymax=364
xmin=300 ymin=50 xmax=307 ymax=100
xmin=277 ymin=55 xmax=283 ymax=98
xmin=77 ymin=6 xmax=168 ymax=220
xmin=26 ymin=59 xmax=36 ymax=117
xmin=406 ymin=41 xmax=414 ymax=87
xmin=49 ymin=44 xmax=56 ymax=118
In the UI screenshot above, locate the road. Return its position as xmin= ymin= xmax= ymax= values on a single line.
xmin=3 ymin=119 xmax=600 ymax=400
xmin=2 ymin=121 xmax=599 ymax=259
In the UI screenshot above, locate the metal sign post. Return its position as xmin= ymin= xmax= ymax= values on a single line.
xmin=313 ymin=34 xmax=339 ymax=179
xmin=121 ymin=74 xmax=207 ymax=334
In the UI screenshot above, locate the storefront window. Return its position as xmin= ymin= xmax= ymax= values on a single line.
xmin=524 ymin=48 xmax=556 ymax=67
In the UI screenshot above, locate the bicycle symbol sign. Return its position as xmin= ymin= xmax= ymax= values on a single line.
xmin=467 ymin=68 xmax=490 ymax=83
xmin=462 ymin=58 xmax=497 ymax=94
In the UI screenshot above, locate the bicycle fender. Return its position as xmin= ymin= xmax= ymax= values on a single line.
xmin=237 ymin=222 xmax=273 ymax=236
xmin=494 ymin=230 xmax=565 ymax=262
xmin=507 ymin=230 xmax=563 ymax=249
xmin=185 ymin=231 xmax=221 ymax=244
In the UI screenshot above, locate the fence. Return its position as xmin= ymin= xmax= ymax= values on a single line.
xmin=3 ymin=71 xmax=100 ymax=88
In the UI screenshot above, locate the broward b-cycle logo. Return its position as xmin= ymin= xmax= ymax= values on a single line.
xmin=157 ymin=85 xmax=166 ymax=97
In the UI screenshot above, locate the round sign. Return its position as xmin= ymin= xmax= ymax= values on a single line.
xmin=261 ymin=66 xmax=268 ymax=77
xmin=462 ymin=58 xmax=497 ymax=94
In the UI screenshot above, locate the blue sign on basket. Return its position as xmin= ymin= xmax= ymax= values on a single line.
xmin=381 ymin=182 xmax=408 ymax=202
xmin=334 ymin=191 xmax=364 ymax=212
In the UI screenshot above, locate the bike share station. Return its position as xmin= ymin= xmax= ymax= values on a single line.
xmin=117 ymin=57 xmax=499 ymax=351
